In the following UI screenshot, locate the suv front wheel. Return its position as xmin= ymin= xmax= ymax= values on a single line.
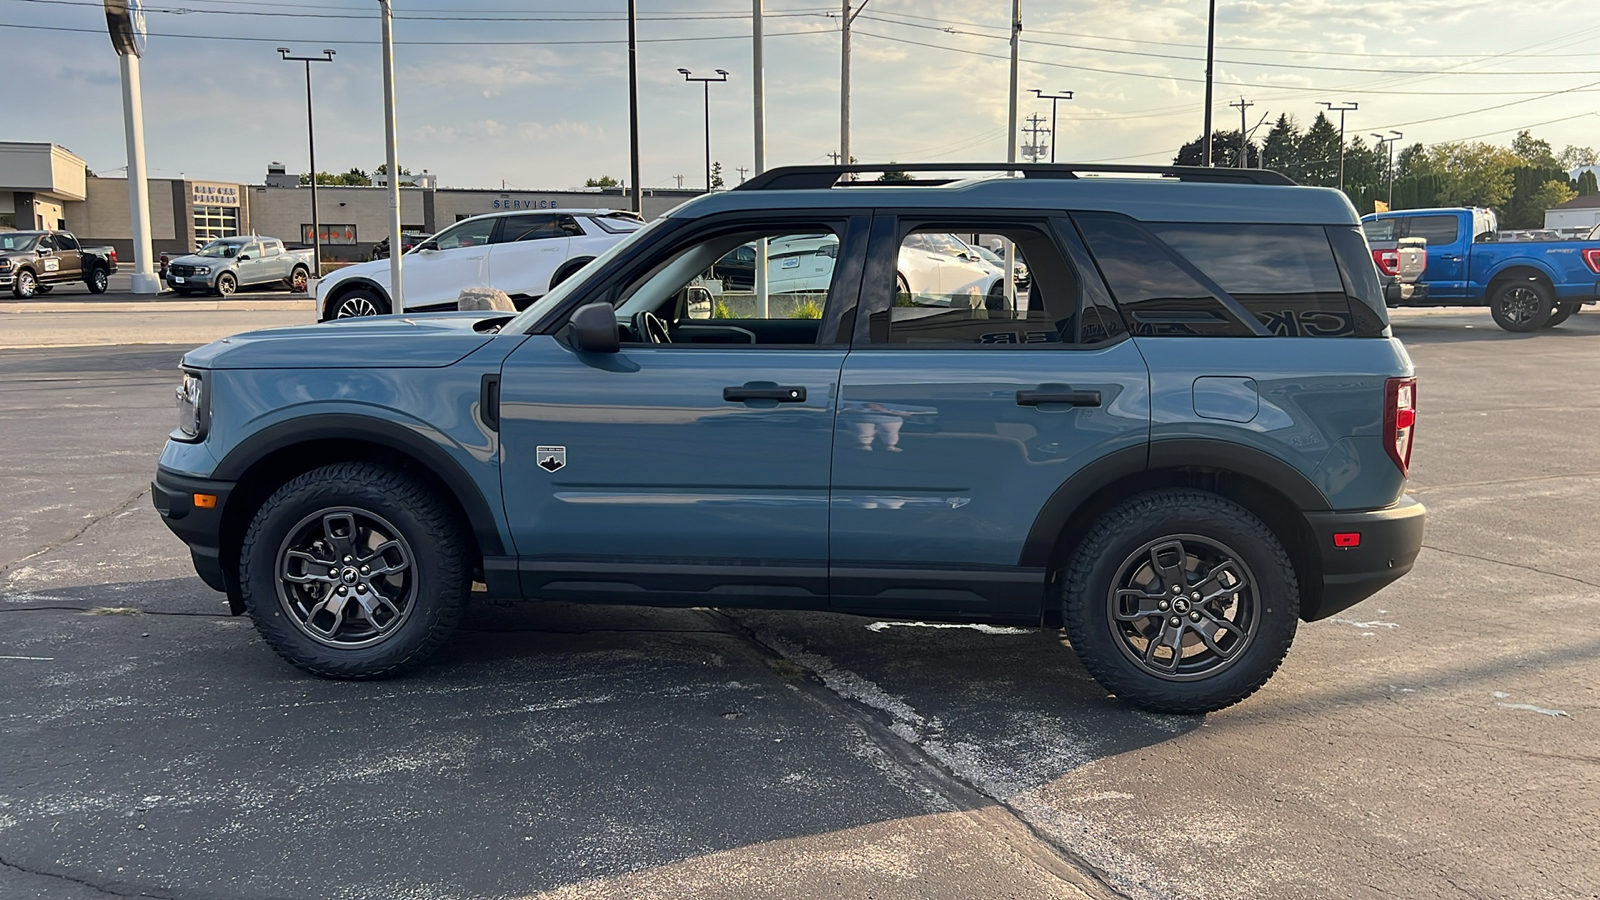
xmin=1061 ymin=490 xmax=1299 ymax=714
xmin=238 ymin=462 xmax=469 ymax=678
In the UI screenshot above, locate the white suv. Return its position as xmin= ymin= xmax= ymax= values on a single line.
xmin=316 ymin=209 xmax=644 ymax=320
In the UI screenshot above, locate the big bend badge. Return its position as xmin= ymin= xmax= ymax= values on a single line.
xmin=536 ymin=446 xmax=566 ymax=473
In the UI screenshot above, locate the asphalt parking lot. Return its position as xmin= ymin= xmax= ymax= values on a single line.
xmin=1 ymin=307 xmax=1596 ymax=900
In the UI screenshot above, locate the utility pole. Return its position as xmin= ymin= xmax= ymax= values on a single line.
xmin=1229 ymin=96 xmax=1253 ymax=168
xmin=1022 ymin=113 xmax=1050 ymax=163
xmin=1374 ymin=130 xmax=1403 ymax=208
xmin=277 ymin=47 xmax=335 ymax=270
xmin=679 ymin=68 xmax=729 ymax=192
xmin=674 ymin=174 xmax=684 ymax=189
xmin=840 ymin=0 xmax=871 ymax=173
xmin=827 ymin=151 xmax=842 ymax=164
xmin=1004 ymin=0 xmax=1021 ymax=307
xmin=1203 ymin=0 xmax=1216 ymax=166
xmin=378 ymin=1 xmax=402 ymax=309
xmin=736 ymin=166 xmax=749 ymax=183
xmin=1319 ymin=100 xmax=1358 ymax=192
xmin=627 ymin=0 xmax=642 ymax=213
xmin=1030 ymin=89 xmax=1072 ymax=163
xmin=753 ymin=0 xmax=768 ymax=314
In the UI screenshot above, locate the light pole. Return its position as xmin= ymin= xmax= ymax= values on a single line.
xmin=1203 ymin=0 xmax=1216 ymax=166
xmin=1319 ymin=100 xmax=1358 ymax=192
xmin=278 ymin=47 xmax=336 ymax=270
xmin=1374 ymin=130 xmax=1403 ymax=209
xmin=1030 ymin=89 xmax=1073 ymax=163
xmin=104 ymin=0 xmax=158 ymax=293
xmin=378 ymin=1 xmax=402 ymax=308
xmin=678 ymin=68 xmax=728 ymax=192
xmin=627 ymin=0 xmax=642 ymax=213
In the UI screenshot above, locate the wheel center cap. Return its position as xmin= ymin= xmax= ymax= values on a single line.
xmin=340 ymin=567 xmax=360 ymax=585
xmin=1173 ymin=598 xmax=1191 ymax=614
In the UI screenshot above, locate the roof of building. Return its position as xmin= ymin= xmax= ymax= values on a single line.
xmin=1549 ymin=194 xmax=1600 ymax=210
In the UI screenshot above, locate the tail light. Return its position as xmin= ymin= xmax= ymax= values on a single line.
xmin=110 ymin=248 xmax=118 ymax=264
xmin=1583 ymin=247 xmax=1600 ymax=274
xmin=1384 ymin=377 xmax=1417 ymax=477
xmin=1372 ymin=249 xmax=1400 ymax=277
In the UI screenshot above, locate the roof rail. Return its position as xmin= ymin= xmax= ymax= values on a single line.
xmin=735 ymin=162 xmax=1297 ymax=191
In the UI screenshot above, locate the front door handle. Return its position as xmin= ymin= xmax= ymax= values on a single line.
xmin=1016 ymin=387 xmax=1101 ymax=407
xmin=724 ymin=385 xmax=806 ymax=403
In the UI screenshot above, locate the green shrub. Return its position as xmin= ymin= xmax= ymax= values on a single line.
xmin=788 ymin=298 xmax=824 ymax=319
xmin=712 ymin=299 xmax=736 ymax=319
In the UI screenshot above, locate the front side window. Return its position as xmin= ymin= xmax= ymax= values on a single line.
xmin=432 ymin=218 xmax=495 ymax=250
xmin=863 ymin=224 xmax=1089 ymax=346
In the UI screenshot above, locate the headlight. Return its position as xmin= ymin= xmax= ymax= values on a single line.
xmin=0 ymin=259 xmax=12 ymax=270
xmin=174 ymin=370 xmax=206 ymax=440
xmin=192 ymin=266 xmax=211 ymax=275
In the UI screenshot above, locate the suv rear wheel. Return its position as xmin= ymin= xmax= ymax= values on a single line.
xmin=1061 ymin=490 xmax=1299 ymax=714
xmin=238 ymin=462 xmax=469 ymax=678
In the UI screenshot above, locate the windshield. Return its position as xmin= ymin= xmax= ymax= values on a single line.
xmin=505 ymin=215 xmax=669 ymax=332
xmin=0 ymin=233 xmax=39 ymax=252
xmin=195 ymin=241 xmax=243 ymax=259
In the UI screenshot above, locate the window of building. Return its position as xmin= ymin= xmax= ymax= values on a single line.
xmin=193 ymin=205 xmax=240 ymax=247
xmin=300 ymin=225 xmax=359 ymax=246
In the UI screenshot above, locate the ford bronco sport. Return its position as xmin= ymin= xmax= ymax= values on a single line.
xmin=153 ymin=163 xmax=1425 ymax=713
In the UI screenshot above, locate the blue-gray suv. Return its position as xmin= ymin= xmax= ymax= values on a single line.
xmin=153 ymin=164 xmax=1425 ymax=713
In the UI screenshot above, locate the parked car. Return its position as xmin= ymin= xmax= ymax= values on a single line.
xmin=368 ymin=231 xmax=431 ymax=261
xmin=1361 ymin=207 xmax=1600 ymax=330
xmin=710 ymin=231 xmax=1009 ymax=309
xmin=970 ymin=241 xmax=1032 ymax=293
xmin=314 ymin=209 xmax=644 ymax=320
xmin=164 ymin=236 xmax=316 ymax=297
xmin=0 ymin=230 xmax=117 ymax=298
xmin=153 ymin=162 xmax=1425 ymax=714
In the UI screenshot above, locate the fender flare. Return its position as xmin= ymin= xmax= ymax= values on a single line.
xmin=1018 ymin=439 xmax=1328 ymax=568
xmin=213 ymin=413 xmax=505 ymax=557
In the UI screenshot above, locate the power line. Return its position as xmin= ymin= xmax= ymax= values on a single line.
xmin=0 ymin=21 xmax=831 ymax=46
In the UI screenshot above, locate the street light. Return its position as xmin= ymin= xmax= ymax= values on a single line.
xmin=1373 ymin=130 xmax=1403 ymax=209
xmin=278 ymin=47 xmax=336 ymax=270
xmin=1030 ymin=89 xmax=1073 ymax=163
xmin=678 ymin=68 xmax=729 ymax=192
xmin=1318 ymin=100 xmax=1358 ymax=192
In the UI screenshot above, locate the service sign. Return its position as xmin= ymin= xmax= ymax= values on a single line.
xmin=491 ymin=197 xmax=589 ymax=211
xmin=192 ymin=182 xmax=240 ymax=208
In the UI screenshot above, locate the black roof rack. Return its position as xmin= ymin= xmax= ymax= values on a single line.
xmin=734 ymin=162 xmax=1296 ymax=191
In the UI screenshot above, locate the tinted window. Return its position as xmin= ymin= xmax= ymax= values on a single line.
xmin=1149 ymin=223 xmax=1359 ymax=337
xmin=1072 ymin=213 xmax=1255 ymax=337
xmin=1405 ymin=215 xmax=1459 ymax=246
xmin=433 ymin=218 xmax=495 ymax=249
xmin=1361 ymin=219 xmax=1395 ymax=242
xmin=865 ymin=225 xmax=1088 ymax=347
xmin=498 ymin=214 xmax=578 ymax=243
xmin=53 ymin=233 xmax=79 ymax=251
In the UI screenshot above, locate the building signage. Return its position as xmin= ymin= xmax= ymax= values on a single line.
xmin=192 ymin=182 xmax=241 ymax=208
xmin=492 ymin=197 xmax=579 ymax=210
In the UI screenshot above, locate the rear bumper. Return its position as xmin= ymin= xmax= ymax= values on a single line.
xmin=152 ymin=467 xmax=236 ymax=594
xmin=1384 ymin=281 xmax=1428 ymax=305
xmin=1302 ymin=496 xmax=1426 ymax=621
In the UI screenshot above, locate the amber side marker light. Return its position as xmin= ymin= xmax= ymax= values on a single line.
xmin=193 ymin=494 xmax=218 ymax=509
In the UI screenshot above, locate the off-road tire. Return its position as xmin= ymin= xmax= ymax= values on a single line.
xmin=86 ymin=266 xmax=109 ymax=294
xmin=215 ymin=272 xmax=238 ymax=298
xmin=12 ymin=269 xmax=37 ymax=299
xmin=1489 ymin=278 xmax=1553 ymax=332
xmin=1061 ymin=490 xmax=1300 ymax=714
xmin=238 ymin=462 xmax=470 ymax=679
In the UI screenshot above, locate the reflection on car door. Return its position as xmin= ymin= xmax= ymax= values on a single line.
xmin=235 ymin=241 xmax=267 ymax=287
xmin=487 ymin=214 xmax=575 ymax=300
xmin=829 ymin=216 xmax=1148 ymax=619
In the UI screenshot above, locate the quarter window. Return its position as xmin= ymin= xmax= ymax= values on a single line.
xmin=1072 ymin=213 xmax=1256 ymax=337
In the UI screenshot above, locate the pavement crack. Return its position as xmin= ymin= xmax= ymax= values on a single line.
xmin=701 ymin=609 xmax=1132 ymax=900
xmin=0 ymin=606 xmax=229 ymax=618
xmin=1420 ymin=543 xmax=1600 ymax=590
xmin=0 ymin=851 xmax=171 ymax=899
xmin=0 ymin=486 xmax=151 ymax=579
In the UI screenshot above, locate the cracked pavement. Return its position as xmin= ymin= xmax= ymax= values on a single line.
xmin=1 ymin=309 xmax=1598 ymax=900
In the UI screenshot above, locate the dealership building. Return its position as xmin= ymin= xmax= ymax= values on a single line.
xmin=2 ymin=141 xmax=699 ymax=262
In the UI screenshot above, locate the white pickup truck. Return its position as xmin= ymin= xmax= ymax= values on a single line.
xmin=164 ymin=236 xmax=315 ymax=297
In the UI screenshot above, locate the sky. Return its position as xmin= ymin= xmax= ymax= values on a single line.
xmin=9 ymin=0 xmax=1600 ymax=191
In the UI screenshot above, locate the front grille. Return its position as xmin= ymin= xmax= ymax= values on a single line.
xmin=170 ymin=264 xmax=195 ymax=277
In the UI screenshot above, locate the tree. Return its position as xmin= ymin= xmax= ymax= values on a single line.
xmin=1411 ymin=142 xmax=1520 ymax=209
xmin=1173 ymin=130 xmax=1258 ymax=168
xmin=1297 ymin=112 xmax=1341 ymax=187
xmin=877 ymin=163 xmax=913 ymax=182
xmin=585 ymin=175 xmax=620 ymax=188
xmin=1511 ymin=130 xmax=1557 ymax=169
xmin=339 ymin=167 xmax=370 ymax=186
xmin=373 ymin=163 xmax=412 ymax=177
xmin=1557 ymin=145 xmax=1598 ymax=170
xmin=1260 ymin=114 xmax=1301 ymax=180
xmin=1578 ymin=169 xmax=1599 ymax=197
xmin=1395 ymin=143 xmax=1426 ymax=179
xmin=709 ymin=161 xmax=725 ymax=191
xmin=1528 ymin=178 xmax=1577 ymax=216
xmin=1342 ymin=135 xmax=1381 ymax=196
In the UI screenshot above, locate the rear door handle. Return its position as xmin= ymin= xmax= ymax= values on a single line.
xmin=724 ymin=385 xmax=807 ymax=403
xmin=1016 ymin=388 xmax=1101 ymax=407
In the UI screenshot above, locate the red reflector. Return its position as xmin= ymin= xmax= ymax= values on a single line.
xmin=1395 ymin=408 xmax=1415 ymax=429
xmin=1333 ymin=532 xmax=1361 ymax=548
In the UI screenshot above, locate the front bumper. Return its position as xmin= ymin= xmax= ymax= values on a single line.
xmin=152 ymin=466 xmax=235 ymax=596
xmin=165 ymin=273 xmax=214 ymax=289
xmin=1302 ymin=496 xmax=1426 ymax=620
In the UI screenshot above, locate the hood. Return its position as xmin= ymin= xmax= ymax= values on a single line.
xmin=182 ymin=311 xmax=514 ymax=370
xmin=168 ymin=253 xmax=226 ymax=267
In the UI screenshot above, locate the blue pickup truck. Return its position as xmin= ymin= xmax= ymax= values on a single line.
xmin=1361 ymin=207 xmax=1600 ymax=331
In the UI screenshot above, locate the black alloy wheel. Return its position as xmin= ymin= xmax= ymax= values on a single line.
xmin=1490 ymin=279 xmax=1553 ymax=332
xmin=87 ymin=267 xmax=109 ymax=294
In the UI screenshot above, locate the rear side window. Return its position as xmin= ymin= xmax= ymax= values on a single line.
xmin=1148 ymin=223 xmax=1377 ymax=337
xmin=1405 ymin=215 xmax=1459 ymax=245
xmin=1071 ymin=213 xmax=1257 ymax=337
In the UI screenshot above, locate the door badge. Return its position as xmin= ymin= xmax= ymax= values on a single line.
xmin=536 ymin=446 xmax=566 ymax=473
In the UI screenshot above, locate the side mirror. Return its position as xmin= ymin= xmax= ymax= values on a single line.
xmin=238 ymin=254 xmax=252 ymax=261
xmin=36 ymin=247 xmax=52 ymax=257
xmin=417 ymin=241 xmax=438 ymax=254
xmin=568 ymin=301 xmax=620 ymax=354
